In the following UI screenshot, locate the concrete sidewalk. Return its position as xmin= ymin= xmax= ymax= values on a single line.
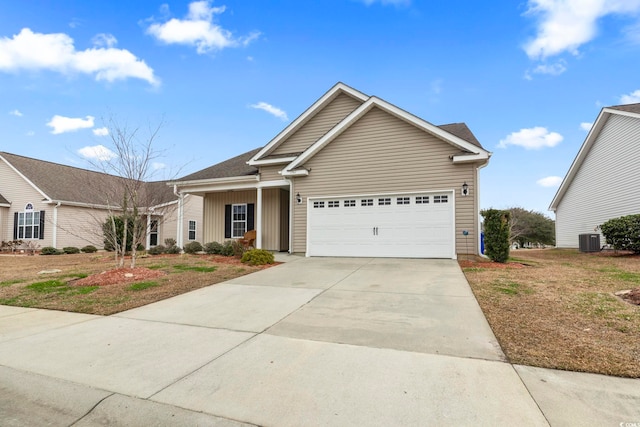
xmin=0 ymin=256 xmax=638 ymax=426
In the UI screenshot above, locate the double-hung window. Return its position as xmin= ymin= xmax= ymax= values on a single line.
xmin=188 ymin=220 xmax=197 ymax=240
xmin=18 ymin=204 xmax=40 ymax=239
xmin=232 ymin=204 xmax=247 ymax=238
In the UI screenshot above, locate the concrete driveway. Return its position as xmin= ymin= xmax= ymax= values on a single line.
xmin=0 ymin=256 xmax=638 ymax=426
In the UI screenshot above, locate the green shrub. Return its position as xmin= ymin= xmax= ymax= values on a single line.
xmin=232 ymin=240 xmax=246 ymax=257
xmin=163 ymin=238 xmax=181 ymax=254
xmin=81 ymin=245 xmax=98 ymax=253
xmin=148 ymin=245 xmax=166 ymax=255
xmin=63 ymin=246 xmax=80 ymax=254
xmin=221 ymin=240 xmax=235 ymax=257
xmin=241 ymin=249 xmax=275 ymax=265
xmin=184 ymin=241 xmax=203 ymax=254
xmin=481 ymin=209 xmax=511 ymax=263
xmin=41 ymin=246 xmax=63 ymax=255
xmin=600 ymin=214 xmax=640 ymax=253
xmin=204 ymin=241 xmax=223 ymax=255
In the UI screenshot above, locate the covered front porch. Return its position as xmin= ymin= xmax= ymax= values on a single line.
xmin=173 ymin=176 xmax=290 ymax=252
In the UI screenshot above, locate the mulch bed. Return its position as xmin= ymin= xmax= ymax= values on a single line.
xmin=73 ymin=268 xmax=166 ymax=287
xmin=620 ymin=288 xmax=640 ymax=306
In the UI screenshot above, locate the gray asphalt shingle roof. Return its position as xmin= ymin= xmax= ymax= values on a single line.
xmin=609 ymin=103 xmax=640 ymax=114
xmin=1 ymin=152 xmax=177 ymax=207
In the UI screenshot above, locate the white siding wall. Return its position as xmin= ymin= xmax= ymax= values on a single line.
xmin=556 ymin=114 xmax=640 ymax=247
xmin=291 ymin=107 xmax=479 ymax=255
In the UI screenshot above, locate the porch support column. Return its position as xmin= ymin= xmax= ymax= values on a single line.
xmin=176 ymin=192 xmax=184 ymax=249
xmin=256 ymin=187 xmax=263 ymax=249
xmin=146 ymin=213 xmax=152 ymax=249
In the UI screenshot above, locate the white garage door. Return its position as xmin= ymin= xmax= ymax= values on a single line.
xmin=307 ymin=191 xmax=454 ymax=258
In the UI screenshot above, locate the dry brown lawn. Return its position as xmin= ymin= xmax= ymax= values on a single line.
xmin=461 ymin=249 xmax=640 ymax=378
xmin=0 ymin=252 xmax=272 ymax=315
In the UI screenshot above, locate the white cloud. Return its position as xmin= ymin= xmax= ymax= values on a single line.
xmin=92 ymin=127 xmax=109 ymax=136
xmin=250 ymin=102 xmax=289 ymax=121
xmin=537 ymin=176 xmax=563 ymax=187
xmin=47 ymin=115 xmax=95 ymax=134
xmin=152 ymin=162 xmax=166 ymax=170
xmin=146 ymin=1 xmax=260 ymax=54
xmin=531 ymin=61 xmax=567 ymax=76
xmin=26 ymin=130 xmax=34 ymax=136
xmin=580 ymin=122 xmax=593 ymax=131
xmin=0 ymin=28 xmax=158 ymax=86
xmin=9 ymin=109 xmax=22 ymax=117
xmin=92 ymin=33 xmax=117 ymax=48
xmin=524 ymin=0 xmax=640 ymax=60
xmin=620 ymin=89 xmax=640 ymax=104
xmin=78 ymin=145 xmax=116 ymax=161
xmin=498 ymin=127 xmax=563 ymax=150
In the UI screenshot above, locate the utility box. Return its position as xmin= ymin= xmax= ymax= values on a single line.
xmin=579 ymin=234 xmax=600 ymax=252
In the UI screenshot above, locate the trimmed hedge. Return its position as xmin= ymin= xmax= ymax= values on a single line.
xmin=148 ymin=245 xmax=166 ymax=255
xmin=204 ymin=241 xmax=223 ymax=255
xmin=81 ymin=245 xmax=98 ymax=253
xmin=63 ymin=246 xmax=80 ymax=254
xmin=481 ymin=209 xmax=511 ymax=263
xmin=41 ymin=246 xmax=64 ymax=255
xmin=184 ymin=241 xmax=203 ymax=254
xmin=241 ymin=249 xmax=275 ymax=265
xmin=600 ymin=214 xmax=640 ymax=253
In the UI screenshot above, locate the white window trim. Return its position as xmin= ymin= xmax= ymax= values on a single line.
xmin=231 ymin=204 xmax=247 ymax=238
xmin=188 ymin=220 xmax=197 ymax=241
xmin=18 ymin=206 xmax=40 ymax=240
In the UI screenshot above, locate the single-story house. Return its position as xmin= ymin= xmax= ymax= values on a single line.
xmin=0 ymin=152 xmax=203 ymax=251
xmin=172 ymin=82 xmax=491 ymax=258
xmin=550 ymin=103 xmax=640 ymax=248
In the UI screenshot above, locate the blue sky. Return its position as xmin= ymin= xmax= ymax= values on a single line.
xmin=1 ymin=0 xmax=640 ymax=216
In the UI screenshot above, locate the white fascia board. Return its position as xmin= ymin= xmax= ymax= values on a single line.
xmin=247 ymin=157 xmax=296 ymax=166
xmin=257 ymin=179 xmax=290 ymax=188
xmin=603 ymin=107 xmax=640 ymax=119
xmin=549 ymin=109 xmax=610 ymax=211
xmin=249 ymin=83 xmax=369 ymax=163
xmin=452 ymin=152 xmax=491 ymax=163
xmin=46 ymin=199 xmax=122 ymax=210
xmin=0 ymin=154 xmax=51 ymax=201
xmin=281 ymin=168 xmax=309 ymax=177
xmin=284 ymin=96 xmax=490 ymax=174
xmin=171 ymin=175 xmax=259 ymax=189
xmin=0 ymin=203 xmax=10 ymax=208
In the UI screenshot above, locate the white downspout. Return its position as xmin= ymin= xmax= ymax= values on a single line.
xmin=173 ymin=185 xmax=184 ymax=249
xmin=477 ymin=161 xmax=490 ymax=256
xmin=52 ymin=202 xmax=61 ymax=248
xmin=146 ymin=213 xmax=152 ymax=249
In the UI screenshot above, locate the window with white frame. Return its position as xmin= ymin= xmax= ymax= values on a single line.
xmin=188 ymin=220 xmax=196 ymax=240
xmin=344 ymin=200 xmax=356 ymax=207
xmin=18 ymin=204 xmax=40 ymax=239
xmin=397 ymin=197 xmax=410 ymax=205
xmin=328 ymin=201 xmax=339 ymax=208
xmin=313 ymin=201 xmax=325 ymax=208
xmin=416 ymin=196 xmax=429 ymax=204
xmin=434 ymin=195 xmax=448 ymax=203
xmin=361 ymin=199 xmax=373 ymax=206
xmin=378 ymin=198 xmax=391 ymax=206
xmin=232 ymin=204 xmax=247 ymax=238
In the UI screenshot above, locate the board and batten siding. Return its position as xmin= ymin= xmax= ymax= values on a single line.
xmin=556 ymin=114 xmax=640 ymax=248
xmin=202 ymin=190 xmax=283 ymax=250
xmin=291 ymin=106 xmax=479 ymax=255
xmin=270 ymin=93 xmax=363 ymax=156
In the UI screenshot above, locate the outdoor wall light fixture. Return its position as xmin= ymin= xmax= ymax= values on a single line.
xmin=296 ymin=193 xmax=302 ymax=204
xmin=461 ymin=182 xmax=469 ymax=196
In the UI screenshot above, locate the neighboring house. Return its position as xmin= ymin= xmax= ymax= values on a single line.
xmin=172 ymin=83 xmax=491 ymax=258
xmin=0 ymin=152 xmax=203 ymax=250
xmin=550 ymin=103 xmax=640 ymax=248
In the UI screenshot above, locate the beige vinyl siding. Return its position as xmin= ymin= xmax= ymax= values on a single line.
xmin=555 ymin=114 xmax=640 ymax=247
xmin=55 ymin=205 xmax=107 ymax=249
xmin=291 ymin=106 xmax=479 ymax=255
xmin=259 ymin=165 xmax=284 ymax=182
xmin=261 ymin=188 xmax=281 ymax=250
xmin=270 ymin=93 xmax=363 ymax=156
xmin=0 ymin=207 xmax=7 ymax=242
xmin=0 ymin=160 xmax=53 ymax=246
